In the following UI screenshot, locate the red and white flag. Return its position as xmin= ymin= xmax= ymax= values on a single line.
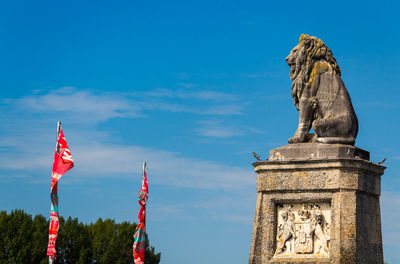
xmin=133 ymin=162 xmax=148 ymax=264
xmin=47 ymin=126 xmax=74 ymax=260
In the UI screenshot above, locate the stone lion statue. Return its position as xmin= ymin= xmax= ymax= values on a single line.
xmin=286 ymin=34 xmax=358 ymax=145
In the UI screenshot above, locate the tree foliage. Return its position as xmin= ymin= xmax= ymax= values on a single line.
xmin=0 ymin=210 xmax=161 ymax=264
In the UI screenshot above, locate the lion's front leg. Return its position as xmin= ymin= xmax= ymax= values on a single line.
xmin=288 ymin=97 xmax=314 ymax=144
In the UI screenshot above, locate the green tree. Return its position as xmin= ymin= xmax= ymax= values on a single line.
xmin=31 ymin=214 xmax=49 ymax=264
xmin=56 ymin=217 xmax=92 ymax=264
xmin=90 ymin=219 xmax=161 ymax=264
xmin=0 ymin=210 xmax=35 ymax=263
xmin=101 ymin=221 xmax=135 ymax=263
xmin=0 ymin=210 xmax=160 ymax=264
xmin=89 ymin=218 xmax=117 ymax=263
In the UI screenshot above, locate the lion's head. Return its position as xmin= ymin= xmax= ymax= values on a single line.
xmin=286 ymin=34 xmax=341 ymax=109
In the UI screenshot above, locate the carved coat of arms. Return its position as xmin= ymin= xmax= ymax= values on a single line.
xmin=274 ymin=204 xmax=330 ymax=257
xmin=294 ymin=219 xmax=313 ymax=253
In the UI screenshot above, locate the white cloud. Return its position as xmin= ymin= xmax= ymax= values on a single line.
xmin=2 ymin=87 xmax=245 ymax=122
xmin=195 ymin=124 xmax=244 ymax=138
xmin=200 ymin=104 xmax=243 ymax=115
xmin=138 ymin=88 xmax=239 ymax=102
xmin=177 ymin=82 xmax=199 ymax=88
xmin=0 ymin=85 xmax=256 ymax=227
xmin=147 ymin=188 xmax=256 ymax=224
xmin=0 ymin=88 xmax=252 ymax=191
xmin=174 ymin=90 xmax=239 ymax=102
xmin=195 ymin=119 xmax=259 ymax=138
xmin=5 ymin=88 xmax=141 ymax=123
xmin=0 ymin=139 xmax=251 ymax=190
xmin=138 ymin=88 xmax=241 ymax=112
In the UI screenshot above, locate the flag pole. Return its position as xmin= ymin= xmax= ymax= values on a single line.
xmin=49 ymin=122 xmax=61 ymax=264
xmin=57 ymin=121 xmax=61 ymax=138
xmin=56 ymin=121 xmax=62 ymax=143
xmin=143 ymin=162 xmax=146 ymax=227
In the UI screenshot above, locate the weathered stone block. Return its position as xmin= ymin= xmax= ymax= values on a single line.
xmin=249 ymin=143 xmax=385 ymax=264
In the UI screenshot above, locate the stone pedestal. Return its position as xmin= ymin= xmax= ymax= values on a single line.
xmin=248 ymin=143 xmax=385 ymax=264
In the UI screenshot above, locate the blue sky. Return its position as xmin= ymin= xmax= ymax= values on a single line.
xmin=1 ymin=0 xmax=400 ymax=263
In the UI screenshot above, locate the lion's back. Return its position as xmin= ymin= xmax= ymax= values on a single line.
xmin=316 ymin=71 xmax=355 ymax=117
xmin=314 ymin=71 xmax=358 ymax=138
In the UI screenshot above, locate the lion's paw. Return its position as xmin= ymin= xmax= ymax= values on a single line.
xmin=288 ymin=136 xmax=305 ymax=144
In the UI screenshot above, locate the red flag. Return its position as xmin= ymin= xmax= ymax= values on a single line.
xmin=133 ymin=163 xmax=148 ymax=264
xmin=47 ymin=127 xmax=74 ymax=260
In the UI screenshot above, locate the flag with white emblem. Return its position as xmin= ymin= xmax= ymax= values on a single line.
xmin=133 ymin=162 xmax=148 ymax=264
xmin=47 ymin=125 xmax=74 ymax=260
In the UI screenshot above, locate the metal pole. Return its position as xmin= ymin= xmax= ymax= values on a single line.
xmin=57 ymin=121 xmax=62 ymax=140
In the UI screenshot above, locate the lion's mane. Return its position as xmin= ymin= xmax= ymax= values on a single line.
xmin=290 ymin=34 xmax=341 ymax=109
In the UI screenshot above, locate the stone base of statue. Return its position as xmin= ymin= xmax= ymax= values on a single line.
xmin=248 ymin=143 xmax=385 ymax=264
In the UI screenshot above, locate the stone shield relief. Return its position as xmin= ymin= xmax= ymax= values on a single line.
xmin=274 ymin=203 xmax=331 ymax=258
